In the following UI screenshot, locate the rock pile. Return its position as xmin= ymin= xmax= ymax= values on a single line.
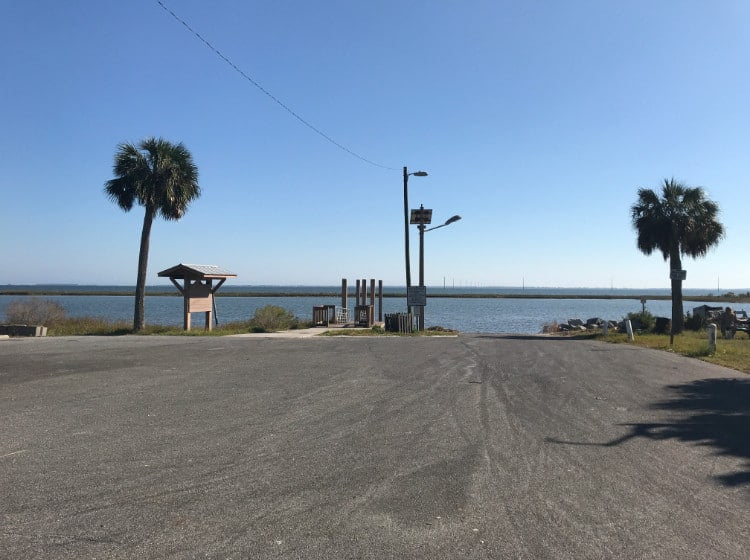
xmin=549 ymin=317 xmax=619 ymax=333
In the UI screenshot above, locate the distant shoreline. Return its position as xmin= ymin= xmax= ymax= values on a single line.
xmin=2 ymin=289 xmax=748 ymax=303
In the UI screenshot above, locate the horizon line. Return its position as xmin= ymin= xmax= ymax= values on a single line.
xmin=3 ymin=282 xmax=748 ymax=292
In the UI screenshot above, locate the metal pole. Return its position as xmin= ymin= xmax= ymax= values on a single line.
xmin=419 ymin=228 xmax=425 ymax=287
xmin=419 ymin=221 xmax=425 ymax=331
xmin=403 ymin=167 xmax=411 ymax=314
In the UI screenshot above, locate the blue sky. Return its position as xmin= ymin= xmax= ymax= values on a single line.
xmin=2 ymin=0 xmax=748 ymax=289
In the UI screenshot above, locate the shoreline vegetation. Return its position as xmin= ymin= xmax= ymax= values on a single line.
xmin=575 ymin=330 xmax=750 ymax=375
xmin=2 ymin=289 xmax=750 ymax=303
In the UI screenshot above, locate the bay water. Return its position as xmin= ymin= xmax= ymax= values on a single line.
xmin=0 ymin=285 xmax=735 ymax=334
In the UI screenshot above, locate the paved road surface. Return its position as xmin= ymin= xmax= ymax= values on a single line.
xmin=1 ymin=334 xmax=748 ymax=559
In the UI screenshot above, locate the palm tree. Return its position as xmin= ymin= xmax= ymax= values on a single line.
xmin=104 ymin=137 xmax=200 ymax=331
xmin=631 ymin=178 xmax=724 ymax=336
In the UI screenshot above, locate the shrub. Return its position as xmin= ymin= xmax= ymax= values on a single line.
xmin=248 ymin=305 xmax=299 ymax=332
xmin=652 ymin=316 xmax=671 ymax=334
xmin=626 ymin=310 xmax=655 ymax=332
xmin=5 ymin=298 xmax=67 ymax=326
xmin=371 ymin=325 xmax=385 ymax=334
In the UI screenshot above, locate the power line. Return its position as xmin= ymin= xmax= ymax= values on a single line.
xmin=155 ymin=1 xmax=397 ymax=171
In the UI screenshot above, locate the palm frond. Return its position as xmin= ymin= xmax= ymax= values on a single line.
xmin=104 ymin=137 xmax=201 ymax=220
xmin=631 ymin=179 xmax=723 ymax=262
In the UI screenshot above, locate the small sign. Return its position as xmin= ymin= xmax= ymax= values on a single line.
xmin=407 ymin=286 xmax=427 ymax=307
xmin=670 ymin=269 xmax=687 ymax=281
xmin=410 ymin=208 xmax=433 ymax=225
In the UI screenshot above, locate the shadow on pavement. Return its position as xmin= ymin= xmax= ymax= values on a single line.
xmin=546 ymin=378 xmax=750 ymax=487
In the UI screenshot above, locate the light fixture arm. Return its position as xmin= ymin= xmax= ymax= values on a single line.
xmin=425 ymin=215 xmax=461 ymax=232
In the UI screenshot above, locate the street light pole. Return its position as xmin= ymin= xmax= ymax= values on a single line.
xmin=403 ymin=167 xmax=427 ymax=315
xmin=418 ymin=219 xmax=426 ymax=330
xmin=419 ymin=221 xmax=425 ymax=289
xmin=418 ymin=213 xmax=462 ymax=330
xmin=403 ymin=167 xmax=411 ymax=295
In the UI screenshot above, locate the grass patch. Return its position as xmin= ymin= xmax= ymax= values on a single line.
xmin=47 ymin=318 xmax=256 ymax=336
xmin=578 ymin=329 xmax=750 ymax=374
xmin=139 ymin=321 xmax=256 ymax=336
xmin=31 ymin=302 xmax=309 ymax=337
xmin=48 ymin=317 xmax=133 ymax=336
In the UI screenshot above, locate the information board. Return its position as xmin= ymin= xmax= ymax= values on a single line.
xmin=407 ymin=286 xmax=427 ymax=307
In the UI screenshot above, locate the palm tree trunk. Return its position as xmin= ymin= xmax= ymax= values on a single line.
xmin=133 ymin=205 xmax=155 ymax=331
xmin=670 ymin=249 xmax=684 ymax=336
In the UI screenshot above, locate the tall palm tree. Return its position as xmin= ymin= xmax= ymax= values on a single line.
xmin=631 ymin=178 xmax=724 ymax=335
xmin=104 ymin=137 xmax=200 ymax=331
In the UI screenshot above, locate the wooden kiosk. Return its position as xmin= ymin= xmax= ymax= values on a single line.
xmin=158 ymin=264 xmax=237 ymax=331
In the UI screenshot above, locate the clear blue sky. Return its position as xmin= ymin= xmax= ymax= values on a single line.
xmin=2 ymin=1 xmax=748 ymax=289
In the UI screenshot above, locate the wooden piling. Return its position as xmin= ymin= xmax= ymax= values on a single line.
xmin=378 ymin=280 xmax=383 ymax=322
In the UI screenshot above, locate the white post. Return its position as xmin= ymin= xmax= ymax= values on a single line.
xmin=625 ymin=319 xmax=634 ymax=341
xmin=708 ymin=323 xmax=717 ymax=352
xmin=602 ymin=321 xmax=608 ymax=336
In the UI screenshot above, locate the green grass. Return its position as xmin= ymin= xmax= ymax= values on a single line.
xmin=47 ymin=318 xmax=257 ymax=336
xmin=138 ymin=321 xmax=257 ymax=336
xmin=44 ymin=318 xmax=456 ymax=337
xmin=577 ymin=329 xmax=750 ymax=374
xmin=48 ymin=317 xmax=133 ymax=336
xmin=47 ymin=308 xmax=320 ymax=336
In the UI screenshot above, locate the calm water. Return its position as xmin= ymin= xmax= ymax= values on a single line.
xmin=0 ymin=285 xmax=738 ymax=334
xmin=2 ymin=284 xmax=738 ymax=297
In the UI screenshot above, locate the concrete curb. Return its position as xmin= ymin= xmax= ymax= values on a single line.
xmin=226 ymin=328 xmax=459 ymax=339
xmin=226 ymin=327 xmax=346 ymax=339
xmin=0 ymin=325 xmax=47 ymax=337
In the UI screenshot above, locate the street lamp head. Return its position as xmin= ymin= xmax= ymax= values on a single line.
xmin=444 ymin=215 xmax=461 ymax=225
xmin=412 ymin=171 xmax=428 ymax=177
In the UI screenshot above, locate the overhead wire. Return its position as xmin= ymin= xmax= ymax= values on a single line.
xmin=155 ymin=1 xmax=398 ymax=171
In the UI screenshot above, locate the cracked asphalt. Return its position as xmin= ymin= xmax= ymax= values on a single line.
xmin=1 ymin=334 xmax=748 ymax=559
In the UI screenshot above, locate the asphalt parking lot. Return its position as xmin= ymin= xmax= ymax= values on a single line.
xmin=1 ymin=334 xmax=748 ymax=559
